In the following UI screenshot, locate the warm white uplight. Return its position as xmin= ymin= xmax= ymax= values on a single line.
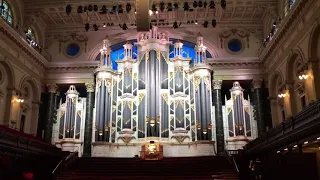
xmin=278 ymin=93 xmax=286 ymax=98
xmin=277 ymin=151 xmax=280 ymax=153
xmin=304 ymin=141 xmax=308 ymax=144
xmin=293 ymin=145 xmax=297 ymax=148
xmin=298 ymin=74 xmax=309 ymax=80
xmin=149 ymin=10 xmax=153 ymax=16
xmin=284 ymin=148 xmax=288 ymax=151
xmin=317 ymin=137 xmax=320 ymax=140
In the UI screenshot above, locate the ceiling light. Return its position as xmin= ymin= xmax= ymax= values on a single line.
xmin=100 ymin=5 xmax=107 ymax=14
xmin=126 ymin=3 xmax=131 ymax=13
xmin=212 ymin=19 xmax=217 ymax=27
xmin=209 ymin=1 xmax=215 ymax=9
xmin=277 ymin=151 xmax=280 ymax=153
xmin=284 ymin=148 xmax=288 ymax=151
xmin=77 ymin=6 xmax=83 ymax=13
xmin=149 ymin=10 xmax=153 ymax=16
xmin=304 ymin=141 xmax=308 ymax=144
xmin=317 ymin=137 xmax=320 ymax=140
xmin=174 ymin=3 xmax=179 ymax=9
xmin=160 ymin=2 xmax=165 ymax=12
xmin=93 ymin=5 xmax=98 ymax=11
xmin=88 ymin=5 xmax=93 ymax=11
xmin=193 ymin=1 xmax=198 ymax=8
xmin=221 ymin=0 xmax=226 ymax=10
xmin=118 ymin=4 xmax=123 ymax=13
xmin=203 ymin=20 xmax=208 ymax=28
xmin=173 ymin=21 xmax=179 ymax=29
xmin=167 ymin=3 xmax=173 ymax=11
xmin=293 ymin=145 xmax=297 ymax=148
xmin=120 ymin=23 xmax=128 ymax=30
xmin=93 ymin=24 xmax=98 ymax=31
xmin=152 ymin=4 xmax=157 ymax=12
xmin=66 ymin=4 xmax=72 ymax=15
xmin=103 ymin=23 xmax=106 ymax=28
xmin=195 ymin=20 xmax=198 ymax=24
xmin=85 ymin=23 xmax=90 ymax=32
xmin=183 ymin=2 xmax=190 ymax=11
xmin=198 ymin=1 xmax=203 ymax=7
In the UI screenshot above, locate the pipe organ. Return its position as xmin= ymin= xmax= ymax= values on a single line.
xmin=223 ymin=82 xmax=258 ymax=150
xmin=51 ymin=27 xmax=258 ymax=157
xmin=52 ymin=85 xmax=86 ymax=155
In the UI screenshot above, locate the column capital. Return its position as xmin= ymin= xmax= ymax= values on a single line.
xmin=212 ymin=80 xmax=222 ymax=90
xmin=252 ymin=79 xmax=263 ymax=89
xmin=85 ymin=83 xmax=95 ymax=92
xmin=46 ymin=84 xmax=58 ymax=93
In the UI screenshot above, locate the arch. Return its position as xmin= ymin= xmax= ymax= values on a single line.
xmin=308 ymin=22 xmax=320 ymax=59
xmin=0 ymin=59 xmax=15 ymax=88
xmin=269 ymin=70 xmax=284 ymax=97
xmin=286 ymin=48 xmax=305 ymax=83
xmin=18 ymin=76 xmax=40 ymax=102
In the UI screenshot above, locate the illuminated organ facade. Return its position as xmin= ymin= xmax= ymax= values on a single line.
xmin=52 ymin=27 xmax=257 ymax=157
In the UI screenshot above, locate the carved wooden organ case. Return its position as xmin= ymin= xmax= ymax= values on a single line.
xmin=93 ymin=27 xmax=214 ymax=144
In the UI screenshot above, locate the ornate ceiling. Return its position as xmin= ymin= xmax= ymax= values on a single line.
xmin=23 ymin=0 xmax=277 ymax=33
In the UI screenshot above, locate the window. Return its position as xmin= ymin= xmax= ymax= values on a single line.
xmin=0 ymin=1 xmax=12 ymax=25
xmin=289 ymin=0 xmax=296 ymax=9
xmin=26 ymin=27 xmax=36 ymax=41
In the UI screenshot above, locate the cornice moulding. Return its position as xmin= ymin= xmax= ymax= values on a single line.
xmin=259 ymin=0 xmax=312 ymax=65
xmin=0 ymin=20 xmax=50 ymax=68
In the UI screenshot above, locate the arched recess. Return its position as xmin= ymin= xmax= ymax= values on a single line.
xmin=18 ymin=76 xmax=40 ymax=134
xmin=308 ymin=23 xmax=320 ymax=100
xmin=286 ymin=49 xmax=305 ymax=115
xmin=0 ymin=60 xmax=15 ymax=125
xmin=269 ymin=70 xmax=284 ymax=126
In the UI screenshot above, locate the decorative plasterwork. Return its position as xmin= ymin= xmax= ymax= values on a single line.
xmin=209 ymin=61 xmax=262 ymax=69
xmin=55 ymin=33 xmax=88 ymax=53
xmin=46 ymin=62 xmax=99 ymax=73
xmin=212 ymin=80 xmax=222 ymax=90
xmin=219 ymin=29 xmax=250 ymax=49
xmin=85 ymin=83 xmax=95 ymax=93
xmin=252 ymin=79 xmax=263 ymax=89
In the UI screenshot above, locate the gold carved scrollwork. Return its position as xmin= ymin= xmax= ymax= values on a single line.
xmin=133 ymin=73 xmax=138 ymax=81
xmin=203 ymin=76 xmax=211 ymax=91
xmin=60 ymin=111 xmax=65 ymax=119
xmin=170 ymin=72 xmax=174 ymax=80
xmin=71 ymin=97 xmax=77 ymax=104
xmin=105 ymin=79 xmax=112 ymax=93
xmin=77 ymin=111 xmax=82 ymax=118
xmin=157 ymin=50 xmax=161 ymax=61
xmin=118 ymin=136 xmax=135 ymax=144
xmin=174 ymin=66 xmax=183 ymax=73
xmin=193 ymin=76 xmax=201 ymax=92
xmin=161 ymin=93 xmax=169 ymax=105
xmin=145 ymin=50 xmax=150 ymax=61
xmin=138 ymin=93 xmax=145 ymax=104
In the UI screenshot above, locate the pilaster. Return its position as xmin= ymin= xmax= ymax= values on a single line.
xmin=212 ymin=80 xmax=224 ymax=154
xmin=83 ymin=83 xmax=95 ymax=156
xmin=252 ymin=79 xmax=266 ymax=136
xmin=44 ymin=84 xmax=58 ymax=142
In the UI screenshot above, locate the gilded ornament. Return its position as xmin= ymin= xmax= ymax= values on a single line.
xmin=193 ymin=76 xmax=201 ymax=92
xmin=203 ymin=76 xmax=211 ymax=91
xmin=138 ymin=93 xmax=145 ymax=104
xmin=77 ymin=111 xmax=82 ymax=118
xmin=161 ymin=93 xmax=169 ymax=105
xmin=169 ymin=72 xmax=174 ymax=80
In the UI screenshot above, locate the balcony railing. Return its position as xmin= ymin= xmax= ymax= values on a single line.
xmin=0 ymin=11 xmax=51 ymax=62
xmin=244 ymin=100 xmax=320 ymax=153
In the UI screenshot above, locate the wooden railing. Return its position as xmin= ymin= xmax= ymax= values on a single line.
xmin=52 ymin=151 xmax=78 ymax=179
xmin=244 ymin=100 xmax=320 ymax=153
xmin=0 ymin=125 xmax=60 ymax=156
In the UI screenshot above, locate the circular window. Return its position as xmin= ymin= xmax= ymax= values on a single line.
xmin=66 ymin=43 xmax=80 ymax=57
xmin=227 ymin=39 xmax=243 ymax=53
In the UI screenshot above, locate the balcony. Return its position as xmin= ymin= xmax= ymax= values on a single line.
xmin=0 ymin=14 xmax=51 ymax=64
xmin=244 ymin=100 xmax=320 ymax=153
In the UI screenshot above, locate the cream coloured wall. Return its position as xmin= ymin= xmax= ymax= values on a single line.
xmin=266 ymin=0 xmax=320 ymax=127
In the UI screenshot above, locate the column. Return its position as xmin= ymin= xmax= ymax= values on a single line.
xmin=269 ymin=97 xmax=280 ymax=127
xmin=44 ymin=84 xmax=58 ymax=142
xmin=30 ymin=102 xmax=40 ymax=136
xmin=305 ymin=59 xmax=319 ymax=103
xmin=212 ymin=80 xmax=225 ymax=154
xmin=252 ymin=79 xmax=266 ymax=136
xmin=83 ymin=83 xmax=95 ymax=157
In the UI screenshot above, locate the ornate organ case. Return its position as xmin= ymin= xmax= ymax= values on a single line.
xmin=52 ymin=85 xmax=86 ymax=156
xmin=92 ymin=27 xmax=216 ymax=157
xmin=223 ymin=82 xmax=258 ymax=150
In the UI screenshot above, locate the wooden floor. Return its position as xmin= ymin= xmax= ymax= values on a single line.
xmin=56 ymin=156 xmax=238 ymax=180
